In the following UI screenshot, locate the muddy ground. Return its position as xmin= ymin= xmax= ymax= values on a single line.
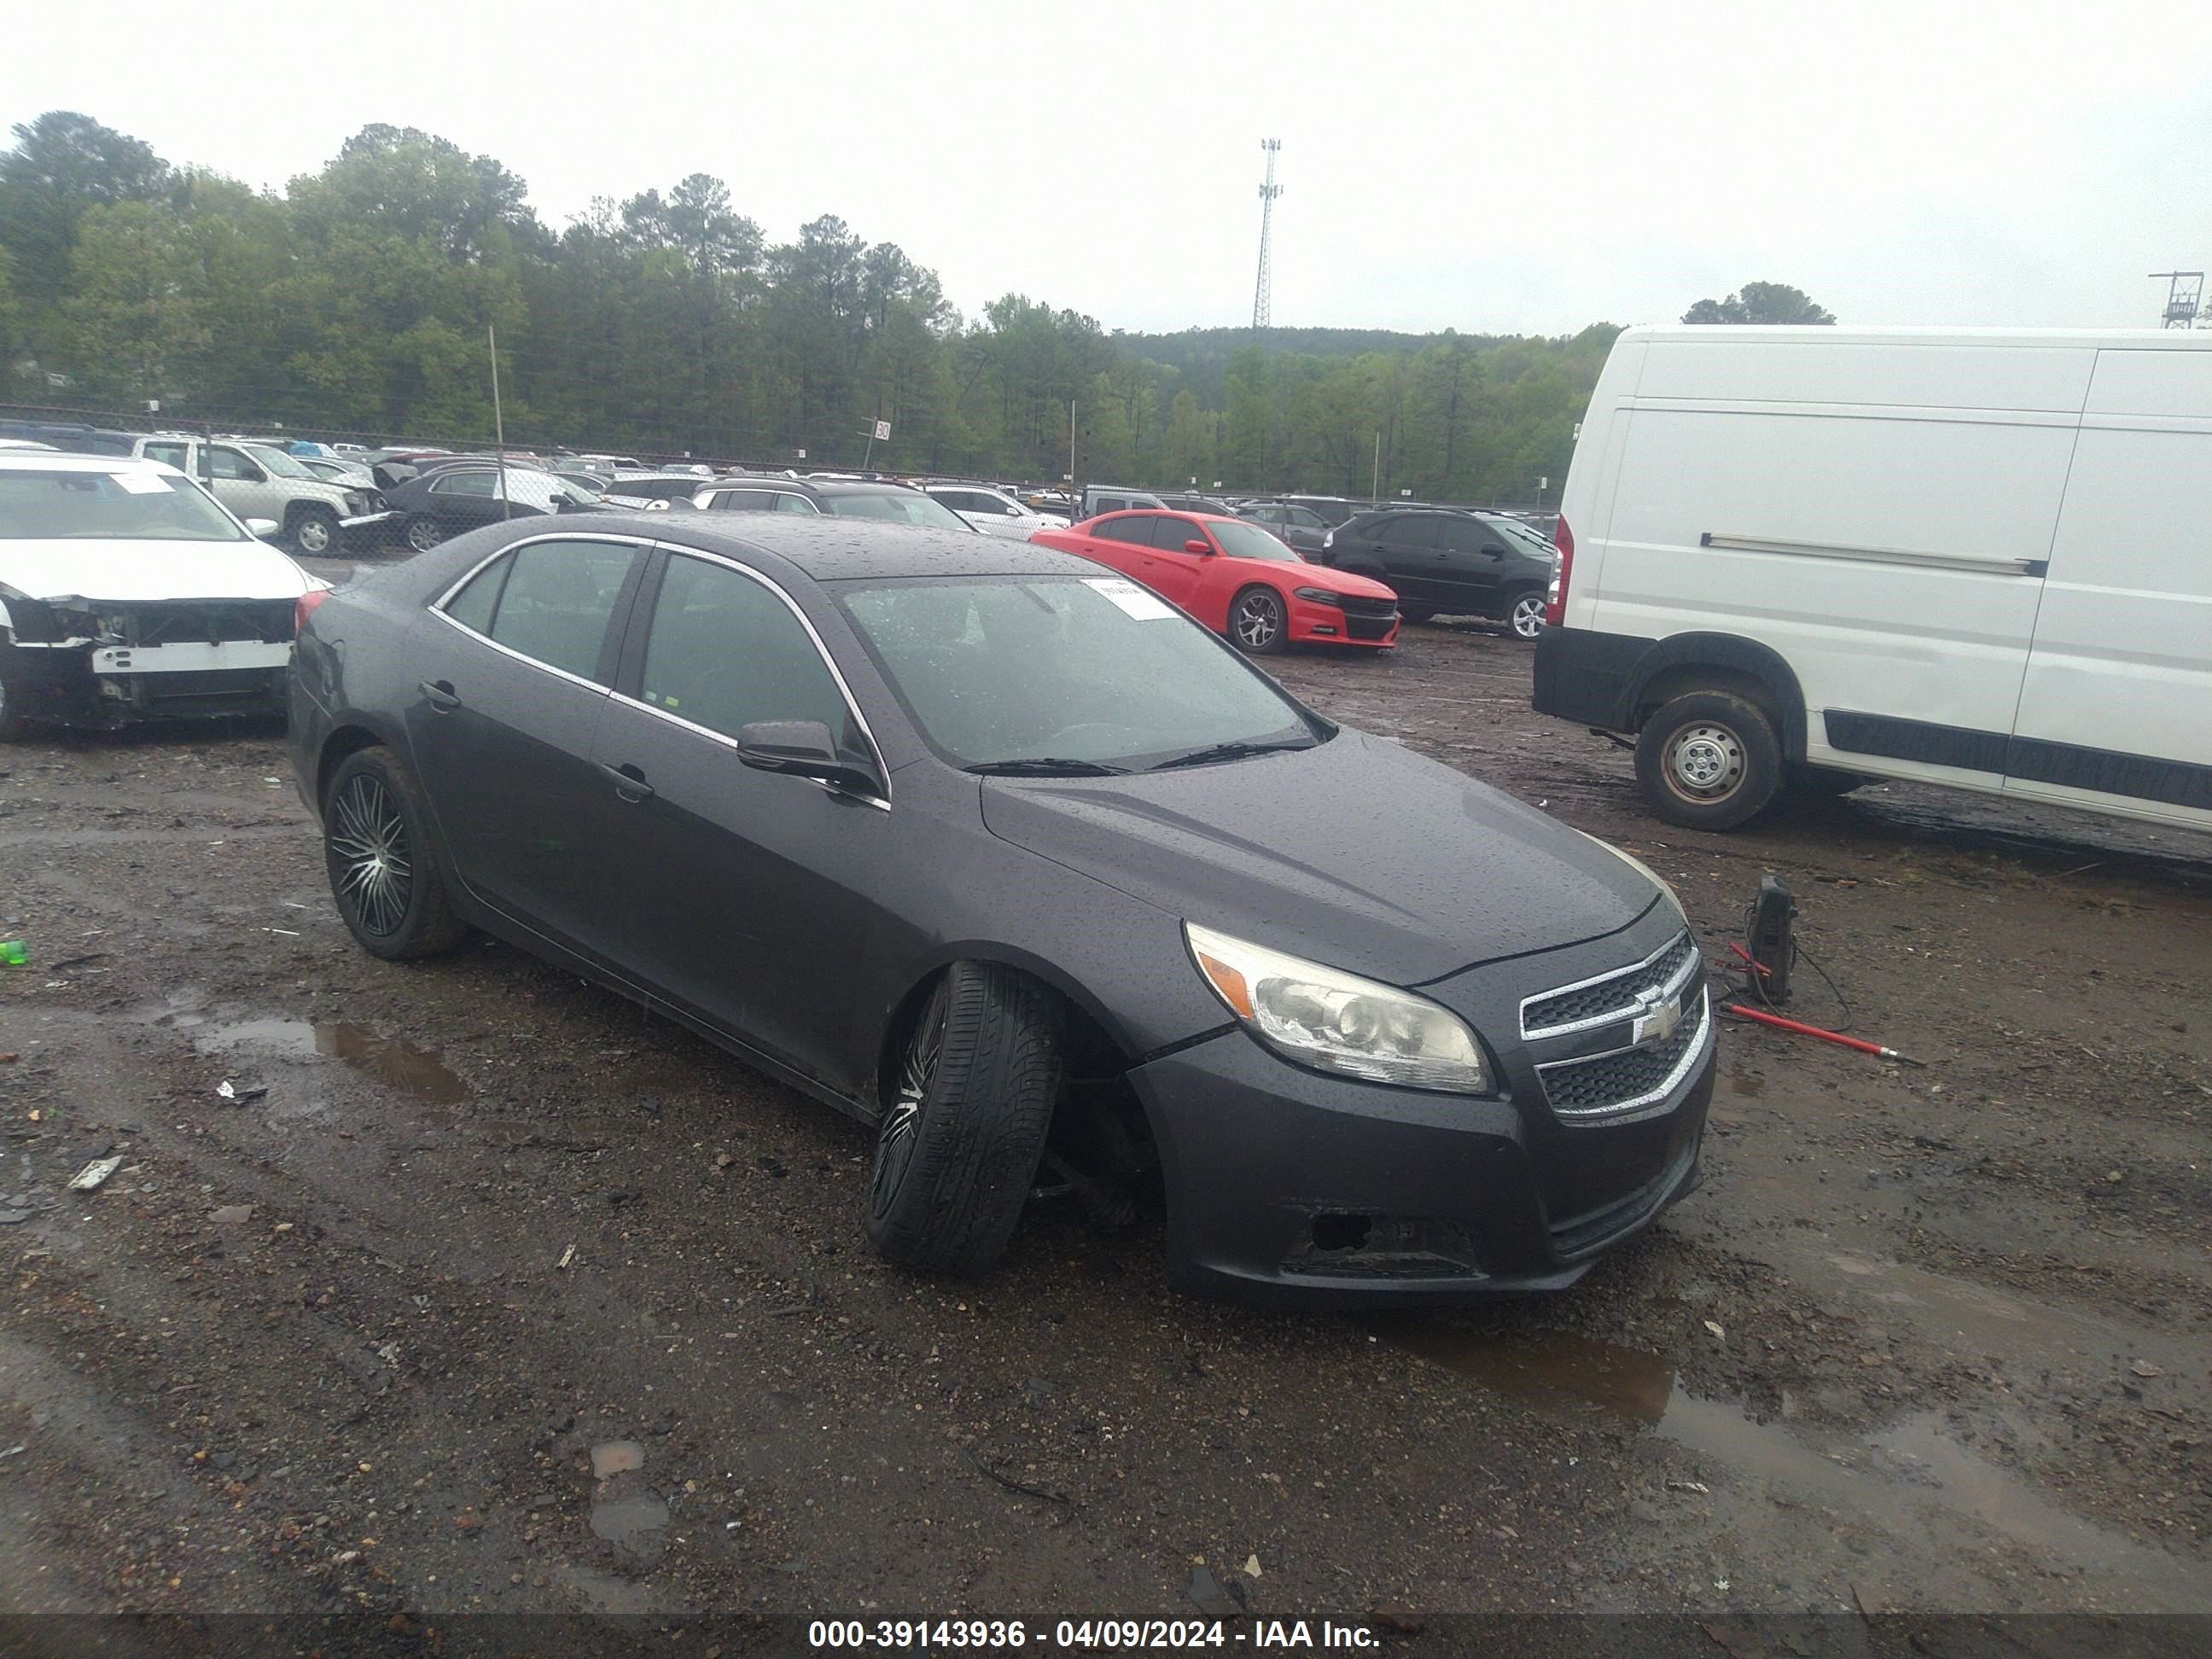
xmin=1 ymin=578 xmax=2207 ymax=1633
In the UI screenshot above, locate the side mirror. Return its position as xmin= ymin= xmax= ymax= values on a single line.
xmin=738 ymin=719 xmax=881 ymax=797
xmin=245 ymin=517 xmax=281 ymax=539
xmin=1184 ymin=538 xmax=1213 ymax=556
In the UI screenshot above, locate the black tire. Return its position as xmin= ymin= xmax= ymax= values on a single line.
xmin=1634 ymin=691 xmax=1784 ymax=830
xmin=865 ymin=962 xmax=1063 ymax=1277
xmin=288 ymin=504 xmax=340 ymax=557
xmin=323 ymin=746 xmax=469 ymax=960
xmin=404 ymin=515 xmax=446 ymax=554
xmin=1500 ymin=586 xmax=1547 ymax=642
xmin=1397 ymin=604 xmax=1435 ymax=625
xmin=1229 ymin=585 xmax=1289 ymax=655
xmin=1790 ymin=764 xmax=1871 ymax=799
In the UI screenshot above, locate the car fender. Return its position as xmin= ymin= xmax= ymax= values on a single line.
xmin=1623 ymin=631 xmax=1809 ymax=759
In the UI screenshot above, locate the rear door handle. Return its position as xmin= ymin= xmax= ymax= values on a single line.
xmin=418 ymin=679 xmax=459 ymax=712
xmin=602 ymin=762 xmax=655 ymax=802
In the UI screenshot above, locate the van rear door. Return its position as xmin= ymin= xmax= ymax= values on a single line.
xmin=2005 ymin=347 xmax=2212 ymax=826
xmin=1598 ymin=338 xmax=2087 ymax=783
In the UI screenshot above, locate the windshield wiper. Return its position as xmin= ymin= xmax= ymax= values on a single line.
xmin=1150 ymin=739 xmax=1316 ymax=771
xmin=965 ymin=757 xmax=1129 ymax=777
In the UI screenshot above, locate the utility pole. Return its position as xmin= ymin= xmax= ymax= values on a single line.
xmin=489 ymin=324 xmax=509 ymax=520
xmin=2151 ymin=271 xmax=2203 ymax=328
xmin=1068 ymin=397 xmax=1077 ymax=490
xmin=1371 ymin=431 xmax=1380 ymax=505
xmin=1253 ymin=140 xmax=1283 ymax=330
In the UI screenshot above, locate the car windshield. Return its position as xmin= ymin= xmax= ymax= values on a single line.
xmin=551 ymin=474 xmax=602 ymax=504
xmin=1483 ymin=514 xmax=1557 ymax=557
xmin=824 ymin=489 xmax=975 ymax=532
xmin=0 ymin=468 xmax=248 ymax=541
xmin=240 ymin=444 xmax=315 ymax=479
xmin=1205 ymin=519 xmax=1302 ymax=562
xmin=838 ymin=575 xmax=1319 ymax=769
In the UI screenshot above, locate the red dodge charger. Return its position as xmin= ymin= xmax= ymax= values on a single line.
xmin=1031 ymin=510 xmax=1400 ymax=655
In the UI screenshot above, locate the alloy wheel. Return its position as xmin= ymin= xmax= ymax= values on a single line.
xmin=1234 ymin=591 xmax=1283 ymax=651
xmin=329 ymin=773 xmax=414 ymax=937
xmin=870 ymin=983 xmax=946 ymax=1218
xmin=1509 ymin=592 xmax=1545 ymax=639
xmin=296 ymin=515 xmax=334 ymax=555
xmin=1662 ymin=721 xmax=1747 ymax=802
xmin=406 ymin=518 xmax=445 ymax=553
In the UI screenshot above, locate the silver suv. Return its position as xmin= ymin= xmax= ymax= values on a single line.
xmin=130 ymin=435 xmax=392 ymax=555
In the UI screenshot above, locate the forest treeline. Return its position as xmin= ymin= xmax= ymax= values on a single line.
xmin=0 ymin=112 xmax=1625 ymax=497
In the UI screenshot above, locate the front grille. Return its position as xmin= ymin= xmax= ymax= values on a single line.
xmin=1338 ymin=595 xmax=1397 ymax=618
xmin=116 ymin=602 xmax=294 ymax=646
xmin=1536 ymin=988 xmax=1709 ymax=1121
xmin=1346 ymin=614 xmax=1396 ymax=641
xmin=1522 ymin=929 xmax=1697 ymax=1037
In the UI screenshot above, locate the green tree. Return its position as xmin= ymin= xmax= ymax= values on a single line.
xmin=1683 ymin=282 xmax=1836 ymax=325
xmin=61 ymin=200 xmax=208 ymax=405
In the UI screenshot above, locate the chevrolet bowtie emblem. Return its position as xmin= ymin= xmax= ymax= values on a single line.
xmin=1630 ymin=986 xmax=1682 ymax=1049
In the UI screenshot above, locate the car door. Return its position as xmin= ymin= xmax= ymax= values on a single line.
xmin=585 ymin=547 xmax=896 ymax=1091
xmin=1370 ymin=515 xmax=1444 ymax=602
xmin=405 ymin=534 xmax=648 ymax=961
xmin=1138 ymin=515 xmax=1213 ymax=611
xmin=426 ymin=469 xmax=508 ymax=534
xmin=207 ymin=444 xmax=282 ymax=522
xmin=1436 ymin=515 xmax=1508 ymax=610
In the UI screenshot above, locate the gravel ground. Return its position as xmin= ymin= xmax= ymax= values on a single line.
xmin=1 ymin=593 xmax=2206 ymax=1628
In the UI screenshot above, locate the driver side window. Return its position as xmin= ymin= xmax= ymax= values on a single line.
xmin=209 ymin=447 xmax=261 ymax=481
xmin=640 ymin=555 xmax=857 ymax=748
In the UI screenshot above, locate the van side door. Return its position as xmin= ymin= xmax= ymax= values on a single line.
xmin=2005 ymin=349 xmax=2212 ymax=828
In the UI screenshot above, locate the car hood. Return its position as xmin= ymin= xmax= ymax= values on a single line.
xmin=978 ymin=729 xmax=1657 ymax=986
xmin=1257 ymin=560 xmax=1392 ymax=599
xmin=0 ymin=539 xmax=314 ymax=605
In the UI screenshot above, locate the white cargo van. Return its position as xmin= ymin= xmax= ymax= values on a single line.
xmin=1534 ymin=326 xmax=2212 ymax=834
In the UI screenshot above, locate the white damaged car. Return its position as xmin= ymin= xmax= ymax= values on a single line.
xmin=0 ymin=453 xmax=327 ymax=738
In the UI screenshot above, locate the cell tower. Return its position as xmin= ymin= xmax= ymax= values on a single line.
xmin=1253 ymin=139 xmax=1283 ymax=330
xmin=2150 ymin=271 xmax=2203 ymax=328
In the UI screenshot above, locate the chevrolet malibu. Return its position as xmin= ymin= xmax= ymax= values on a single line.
xmin=288 ymin=516 xmax=1714 ymax=1306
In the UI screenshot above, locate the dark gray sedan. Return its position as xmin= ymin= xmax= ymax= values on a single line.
xmin=288 ymin=515 xmax=1714 ymax=1306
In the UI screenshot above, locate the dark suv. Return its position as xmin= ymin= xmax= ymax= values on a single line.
xmin=1318 ymin=510 xmax=1557 ymax=638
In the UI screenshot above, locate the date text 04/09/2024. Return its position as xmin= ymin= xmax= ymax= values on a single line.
xmin=806 ymin=1620 xmax=1382 ymax=1650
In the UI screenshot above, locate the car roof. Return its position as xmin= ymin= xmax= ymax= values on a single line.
xmin=605 ymin=513 xmax=1109 ymax=583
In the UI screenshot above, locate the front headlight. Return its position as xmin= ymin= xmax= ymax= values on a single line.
xmin=1581 ymin=834 xmax=1686 ymax=923
xmin=1291 ymin=586 xmax=1343 ymax=605
xmin=645 ymin=498 xmax=672 ymax=511
xmin=1185 ymin=923 xmax=1493 ymax=1094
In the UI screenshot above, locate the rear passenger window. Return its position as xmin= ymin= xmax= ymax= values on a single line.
xmin=640 ymin=555 xmax=854 ymax=746
xmin=443 ymin=555 xmax=511 ymax=636
xmin=1388 ymin=516 xmax=1442 ymax=550
xmin=1091 ymin=516 xmax=1150 ymax=544
xmin=481 ymin=539 xmax=637 ymax=682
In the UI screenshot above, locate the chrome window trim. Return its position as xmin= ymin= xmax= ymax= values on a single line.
xmin=1519 ymin=928 xmax=1698 ymax=1040
xmin=626 ymin=543 xmax=893 ymax=810
xmin=1536 ymin=987 xmax=1713 ymax=1126
xmin=426 ymin=531 xmax=656 ymax=692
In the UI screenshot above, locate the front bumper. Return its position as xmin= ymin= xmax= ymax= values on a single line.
xmin=1288 ymin=594 xmax=1399 ymax=648
xmin=341 ymin=509 xmax=396 ymax=531
xmin=8 ymin=638 xmax=292 ymax=727
xmin=1130 ymin=904 xmax=1715 ymax=1309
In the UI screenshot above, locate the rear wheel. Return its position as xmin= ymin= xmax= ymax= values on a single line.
xmin=1230 ymin=585 xmax=1288 ymax=655
xmin=0 ymin=653 xmax=30 ymax=742
xmin=1503 ymin=588 xmax=1547 ymax=641
xmin=865 ymin=963 xmax=1063 ymax=1277
xmin=1397 ymin=604 xmax=1435 ymax=625
xmin=1634 ymin=691 xmax=1784 ymax=830
xmin=323 ymin=747 xmax=468 ymax=959
xmin=404 ymin=515 xmax=446 ymax=554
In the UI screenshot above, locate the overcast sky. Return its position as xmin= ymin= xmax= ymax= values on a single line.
xmin=9 ymin=1 xmax=2209 ymax=337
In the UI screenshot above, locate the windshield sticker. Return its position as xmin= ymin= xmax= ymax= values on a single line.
xmin=111 ymin=472 xmax=169 ymax=495
xmin=1082 ymin=577 xmax=1175 ymax=621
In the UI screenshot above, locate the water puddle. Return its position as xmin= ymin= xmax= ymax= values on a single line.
xmin=589 ymin=1496 xmax=669 ymax=1551
xmin=1371 ymin=1319 xmax=2209 ymax=1611
xmin=194 ymin=1017 xmax=466 ymax=1103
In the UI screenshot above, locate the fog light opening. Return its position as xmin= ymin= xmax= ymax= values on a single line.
xmin=1311 ymin=1212 xmax=1372 ymax=1253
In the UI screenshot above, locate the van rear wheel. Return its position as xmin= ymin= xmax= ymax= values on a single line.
xmin=1635 ymin=692 xmax=1783 ymax=830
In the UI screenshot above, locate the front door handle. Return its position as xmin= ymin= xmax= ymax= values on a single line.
xmin=602 ymin=762 xmax=655 ymax=803
xmin=418 ymin=679 xmax=459 ymax=712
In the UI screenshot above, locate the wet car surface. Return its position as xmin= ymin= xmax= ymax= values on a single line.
xmin=0 ymin=595 xmax=2206 ymax=1620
